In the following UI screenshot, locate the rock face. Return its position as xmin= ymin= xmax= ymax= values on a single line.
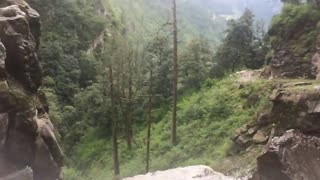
xmin=269 ymin=83 xmax=320 ymax=134
xmin=123 ymin=165 xmax=236 ymax=180
xmin=270 ymin=49 xmax=314 ymax=79
xmin=267 ymin=10 xmax=319 ymax=79
xmin=0 ymin=167 xmax=33 ymax=180
xmin=251 ymin=130 xmax=320 ymax=180
xmin=0 ymin=1 xmax=42 ymax=92
xmin=0 ymin=1 xmax=63 ymax=180
xmin=233 ymin=81 xmax=320 ymax=152
xmin=231 ymin=80 xmax=320 ymax=179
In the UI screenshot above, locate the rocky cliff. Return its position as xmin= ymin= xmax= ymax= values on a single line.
xmin=251 ymin=130 xmax=320 ymax=180
xmin=222 ymin=5 xmax=320 ymax=178
xmin=248 ymin=81 xmax=320 ymax=180
xmin=268 ymin=5 xmax=320 ymax=79
xmin=0 ymin=1 xmax=63 ymax=180
xmin=232 ymin=73 xmax=320 ymax=179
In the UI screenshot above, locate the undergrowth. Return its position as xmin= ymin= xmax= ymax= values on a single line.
xmin=64 ymin=75 xmax=272 ymax=180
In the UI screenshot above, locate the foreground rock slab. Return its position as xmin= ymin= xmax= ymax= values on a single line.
xmin=251 ymin=130 xmax=320 ymax=180
xmin=0 ymin=167 xmax=33 ymax=180
xmin=124 ymin=165 xmax=236 ymax=180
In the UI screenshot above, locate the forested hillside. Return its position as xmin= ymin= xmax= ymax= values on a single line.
xmin=11 ymin=0 xmax=320 ymax=180
xmin=108 ymin=0 xmax=282 ymax=46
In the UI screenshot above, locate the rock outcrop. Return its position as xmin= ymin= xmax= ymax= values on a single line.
xmin=251 ymin=130 xmax=320 ymax=180
xmin=0 ymin=167 xmax=33 ymax=180
xmin=269 ymin=49 xmax=314 ymax=79
xmin=233 ymin=80 xmax=320 ymax=151
xmin=230 ymin=79 xmax=320 ymax=179
xmin=0 ymin=1 xmax=42 ymax=92
xmin=267 ymin=7 xmax=320 ymax=79
xmin=0 ymin=1 xmax=63 ymax=180
xmin=123 ymin=165 xmax=236 ymax=180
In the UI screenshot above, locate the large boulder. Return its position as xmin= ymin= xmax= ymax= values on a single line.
xmin=0 ymin=1 xmax=63 ymax=180
xmin=124 ymin=165 xmax=235 ymax=180
xmin=0 ymin=2 xmax=42 ymax=92
xmin=0 ymin=167 xmax=33 ymax=180
xmin=269 ymin=85 xmax=320 ymax=134
xmin=251 ymin=130 xmax=320 ymax=180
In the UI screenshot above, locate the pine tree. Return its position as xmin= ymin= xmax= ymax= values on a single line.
xmin=110 ymin=62 xmax=120 ymax=179
xmin=145 ymin=69 xmax=153 ymax=173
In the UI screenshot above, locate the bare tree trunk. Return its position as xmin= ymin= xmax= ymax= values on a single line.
xmin=146 ymin=70 xmax=153 ymax=173
xmin=126 ymin=56 xmax=133 ymax=150
xmin=171 ymin=0 xmax=178 ymax=145
xmin=110 ymin=64 xmax=120 ymax=179
xmin=119 ymin=57 xmax=132 ymax=151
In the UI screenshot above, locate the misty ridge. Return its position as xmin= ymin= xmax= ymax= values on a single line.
xmin=181 ymin=0 xmax=283 ymax=21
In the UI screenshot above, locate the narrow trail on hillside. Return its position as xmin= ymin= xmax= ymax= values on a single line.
xmin=86 ymin=28 xmax=107 ymax=54
xmin=86 ymin=0 xmax=110 ymax=54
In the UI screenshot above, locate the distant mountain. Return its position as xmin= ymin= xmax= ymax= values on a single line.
xmin=107 ymin=0 xmax=282 ymax=46
xmin=187 ymin=0 xmax=283 ymax=23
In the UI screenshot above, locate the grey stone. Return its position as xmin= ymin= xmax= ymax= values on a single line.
xmin=252 ymin=130 xmax=269 ymax=144
xmin=252 ymin=130 xmax=320 ymax=180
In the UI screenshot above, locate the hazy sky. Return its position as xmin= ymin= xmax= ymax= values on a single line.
xmin=186 ymin=0 xmax=283 ymax=22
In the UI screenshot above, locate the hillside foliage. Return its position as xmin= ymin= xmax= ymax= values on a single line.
xmin=24 ymin=0 xmax=320 ymax=179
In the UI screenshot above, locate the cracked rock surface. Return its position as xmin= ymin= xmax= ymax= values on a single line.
xmin=0 ymin=1 xmax=63 ymax=180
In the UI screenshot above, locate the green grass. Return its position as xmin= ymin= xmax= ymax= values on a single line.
xmin=65 ymin=76 xmax=273 ymax=180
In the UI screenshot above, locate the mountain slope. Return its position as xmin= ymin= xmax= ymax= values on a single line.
xmin=66 ymin=75 xmax=272 ymax=179
xmin=107 ymin=0 xmax=282 ymax=46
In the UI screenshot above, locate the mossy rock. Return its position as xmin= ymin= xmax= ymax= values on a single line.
xmin=8 ymin=89 xmax=33 ymax=111
xmin=0 ymin=80 xmax=8 ymax=90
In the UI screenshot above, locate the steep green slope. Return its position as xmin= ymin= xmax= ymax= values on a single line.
xmin=26 ymin=0 xmax=287 ymax=179
xmin=61 ymin=3 xmax=320 ymax=180
xmin=28 ymin=0 xmax=109 ymax=105
xmin=107 ymin=0 xmax=225 ymax=46
xmin=65 ymin=75 xmax=272 ymax=179
xmin=106 ymin=0 xmax=282 ymax=47
xmin=28 ymin=0 xmax=123 ymax=130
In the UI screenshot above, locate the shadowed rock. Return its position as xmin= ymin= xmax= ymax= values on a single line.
xmin=0 ymin=167 xmax=33 ymax=180
xmin=0 ymin=2 xmax=42 ymax=92
xmin=251 ymin=130 xmax=320 ymax=180
xmin=0 ymin=1 xmax=63 ymax=180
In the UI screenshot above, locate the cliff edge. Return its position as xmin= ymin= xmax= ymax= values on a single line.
xmin=0 ymin=1 xmax=63 ymax=180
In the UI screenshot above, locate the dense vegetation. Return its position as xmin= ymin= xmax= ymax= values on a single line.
xmin=108 ymin=0 xmax=226 ymax=46
xmin=269 ymin=3 xmax=320 ymax=58
xmin=27 ymin=0 xmax=320 ymax=179
xmin=65 ymin=77 xmax=272 ymax=179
